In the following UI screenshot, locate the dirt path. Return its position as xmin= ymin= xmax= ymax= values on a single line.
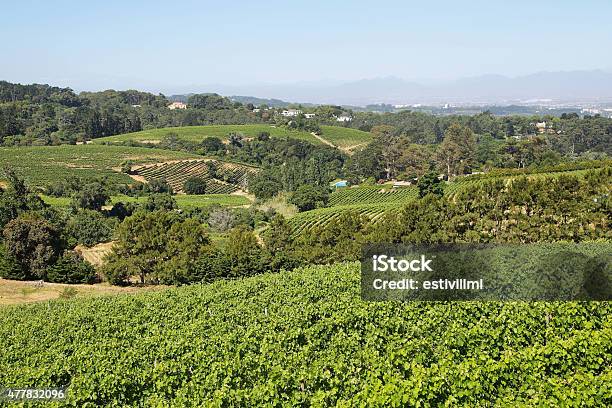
xmin=0 ymin=278 xmax=163 ymax=306
xmin=311 ymin=132 xmax=336 ymax=148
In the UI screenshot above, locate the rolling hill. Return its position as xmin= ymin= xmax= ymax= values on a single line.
xmin=94 ymin=125 xmax=373 ymax=152
xmin=94 ymin=125 xmax=322 ymax=145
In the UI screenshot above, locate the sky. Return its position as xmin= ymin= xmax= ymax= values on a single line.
xmin=2 ymin=0 xmax=612 ymax=92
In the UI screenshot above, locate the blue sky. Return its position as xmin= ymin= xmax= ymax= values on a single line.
xmin=2 ymin=0 xmax=611 ymax=91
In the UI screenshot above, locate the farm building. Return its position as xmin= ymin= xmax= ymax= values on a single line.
xmin=304 ymin=113 xmax=316 ymax=118
xmin=281 ymin=109 xmax=302 ymax=117
xmin=335 ymin=115 xmax=352 ymax=122
xmin=168 ymin=102 xmax=187 ymax=110
xmin=334 ymin=180 xmax=348 ymax=188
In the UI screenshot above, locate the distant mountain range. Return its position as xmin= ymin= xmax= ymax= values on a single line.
xmin=179 ymin=70 xmax=612 ymax=106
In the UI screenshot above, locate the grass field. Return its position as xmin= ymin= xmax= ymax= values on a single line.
xmin=0 ymin=261 xmax=609 ymax=405
xmin=41 ymin=194 xmax=252 ymax=209
xmin=94 ymin=125 xmax=322 ymax=145
xmin=0 ymin=145 xmax=200 ymax=187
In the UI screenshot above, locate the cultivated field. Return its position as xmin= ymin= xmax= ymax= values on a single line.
xmin=319 ymin=125 xmax=373 ymax=151
xmin=0 ymin=262 xmax=609 ymax=405
xmin=94 ymin=125 xmax=322 ymax=145
xmin=41 ymin=194 xmax=252 ymax=209
xmin=0 ymin=145 xmax=200 ymax=187
xmin=134 ymin=159 xmax=259 ymax=193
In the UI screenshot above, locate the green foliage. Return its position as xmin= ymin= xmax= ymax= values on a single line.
xmin=0 ymin=244 xmax=25 ymax=280
xmin=66 ymin=210 xmax=116 ymax=247
xmin=47 ymin=251 xmax=97 ymax=284
xmin=0 ymin=262 xmax=610 ymax=406
xmin=144 ymin=193 xmax=177 ymax=212
xmin=183 ymin=176 xmax=208 ymax=195
xmin=71 ymin=182 xmax=110 ymax=211
xmin=289 ymin=185 xmax=329 ymax=212
xmin=103 ymin=211 xmax=210 ymax=284
xmin=2 ymin=213 xmax=61 ymax=280
xmin=417 ymin=171 xmax=444 ymax=198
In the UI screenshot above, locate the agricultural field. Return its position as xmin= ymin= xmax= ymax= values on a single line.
xmin=329 ymin=186 xmax=418 ymax=206
xmin=134 ymin=159 xmax=259 ymax=193
xmin=41 ymin=194 xmax=252 ymax=209
xmin=0 ymin=145 xmax=200 ymax=188
xmin=0 ymin=262 xmax=609 ymax=406
xmin=289 ymin=165 xmax=611 ymax=236
xmin=319 ymin=125 xmax=373 ymax=151
xmin=93 ymin=125 xmax=322 ymax=145
xmin=288 ymin=203 xmax=391 ymax=236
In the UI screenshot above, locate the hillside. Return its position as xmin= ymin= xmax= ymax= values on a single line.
xmin=0 ymin=145 xmax=200 ymax=187
xmin=93 ymin=125 xmax=373 ymax=152
xmin=94 ymin=125 xmax=322 ymax=145
xmin=318 ymin=125 xmax=373 ymax=151
xmin=0 ymin=262 xmax=609 ymax=406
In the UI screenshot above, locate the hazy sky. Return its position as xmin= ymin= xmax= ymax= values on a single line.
xmin=2 ymin=0 xmax=612 ymax=91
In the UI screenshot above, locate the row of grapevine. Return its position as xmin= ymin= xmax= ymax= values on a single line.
xmin=1 ymin=261 xmax=609 ymax=406
xmin=329 ymin=186 xmax=418 ymax=206
xmin=135 ymin=159 xmax=259 ymax=193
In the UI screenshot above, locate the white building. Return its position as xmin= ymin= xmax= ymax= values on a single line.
xmin=335 ymin=115 xmax=352 ymax=122
xmin=168 ymin=102 xmax=187 ymax=110
xmin=304 ymin=113 xmax=316 ymax=119
xmin=281 ymin=109 xmax=302 ymax=117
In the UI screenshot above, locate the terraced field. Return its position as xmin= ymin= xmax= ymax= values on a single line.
xmin=134 ymin=159 xmax=259 ymax=193
xmin=0 ymin=145 xmax=200 ymax=187
xmin=94 ymin=125 xmax=322 ymax=145
xmin=319 ymin=125 xmax=373 ymax=151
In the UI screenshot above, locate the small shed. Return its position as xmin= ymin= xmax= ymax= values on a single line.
xmin=334 ymin=180 xmax=348 ymax=188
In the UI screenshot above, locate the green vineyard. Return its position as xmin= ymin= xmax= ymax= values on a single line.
xmin=135 ymin=159 xmax=259 ymax=193
xmin=289 ymin=165 xmax=611 ymax=236
xmin=1 ymin=262 xmax=609 ymax=406
xmin=318 ymin=126 xmax=373 ymax=150
xmin=0 ymin=145 xmax=200 ymax=188
xmin=94 ymin=125 xmax=323 ymax=145
xmin=329 ymin=186 xmax=418 ymax=206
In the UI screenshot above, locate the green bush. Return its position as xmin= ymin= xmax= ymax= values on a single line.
xmin=183 ymin=177 xmax=208 ymax=195
xmin=67 ymin=210 xmax=116 ymax=247
xmin=46 ymin=251 xmax=97 ymax=284
xmin=0 ymin=244 xmax=25 ymax=280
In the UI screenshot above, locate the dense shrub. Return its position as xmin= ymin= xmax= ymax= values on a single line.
xmin=183 ymin=177 xmax=208 ymax=194
xmin=46 ymin=251 xmax=97 ymax=284
xmin=67 ymin=210 xmax=116 ymax=247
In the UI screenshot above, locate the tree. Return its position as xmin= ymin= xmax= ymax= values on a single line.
xmin=3 ymin=213 xmax=61 ymax=279
xmin=145 ymin=178 xmax=173 ymax=194
xmin=249 ymin=176 xmax=283 ymax=200
xmin=144 ymin=193 xmax=177 ymax=212
xmin=71 ymin=182 xmax=110 ymax=211
xmin=417 ymin=172 xmax=444 ymax=198
xmin=104 ymin=211 xmax=209 ymax=284
xmin=67 ymin=210 xmax=115 ymax=247
xmin=0 ymin=168 xmax=46 ymax=228
xmin=47 ymin=251 xmax=97 ymax=284
xmin=201 ymin=137 xmax=224 ymax=154
xmin=436 ymin=123 xmax=476 ymax=179
xmin=225 ymin=226 xmax=264 ymax=277
xmin=183 ymin=177 xmax=207 ymax=194
xmin=289 ymin=185 xmax=328 ymax=212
